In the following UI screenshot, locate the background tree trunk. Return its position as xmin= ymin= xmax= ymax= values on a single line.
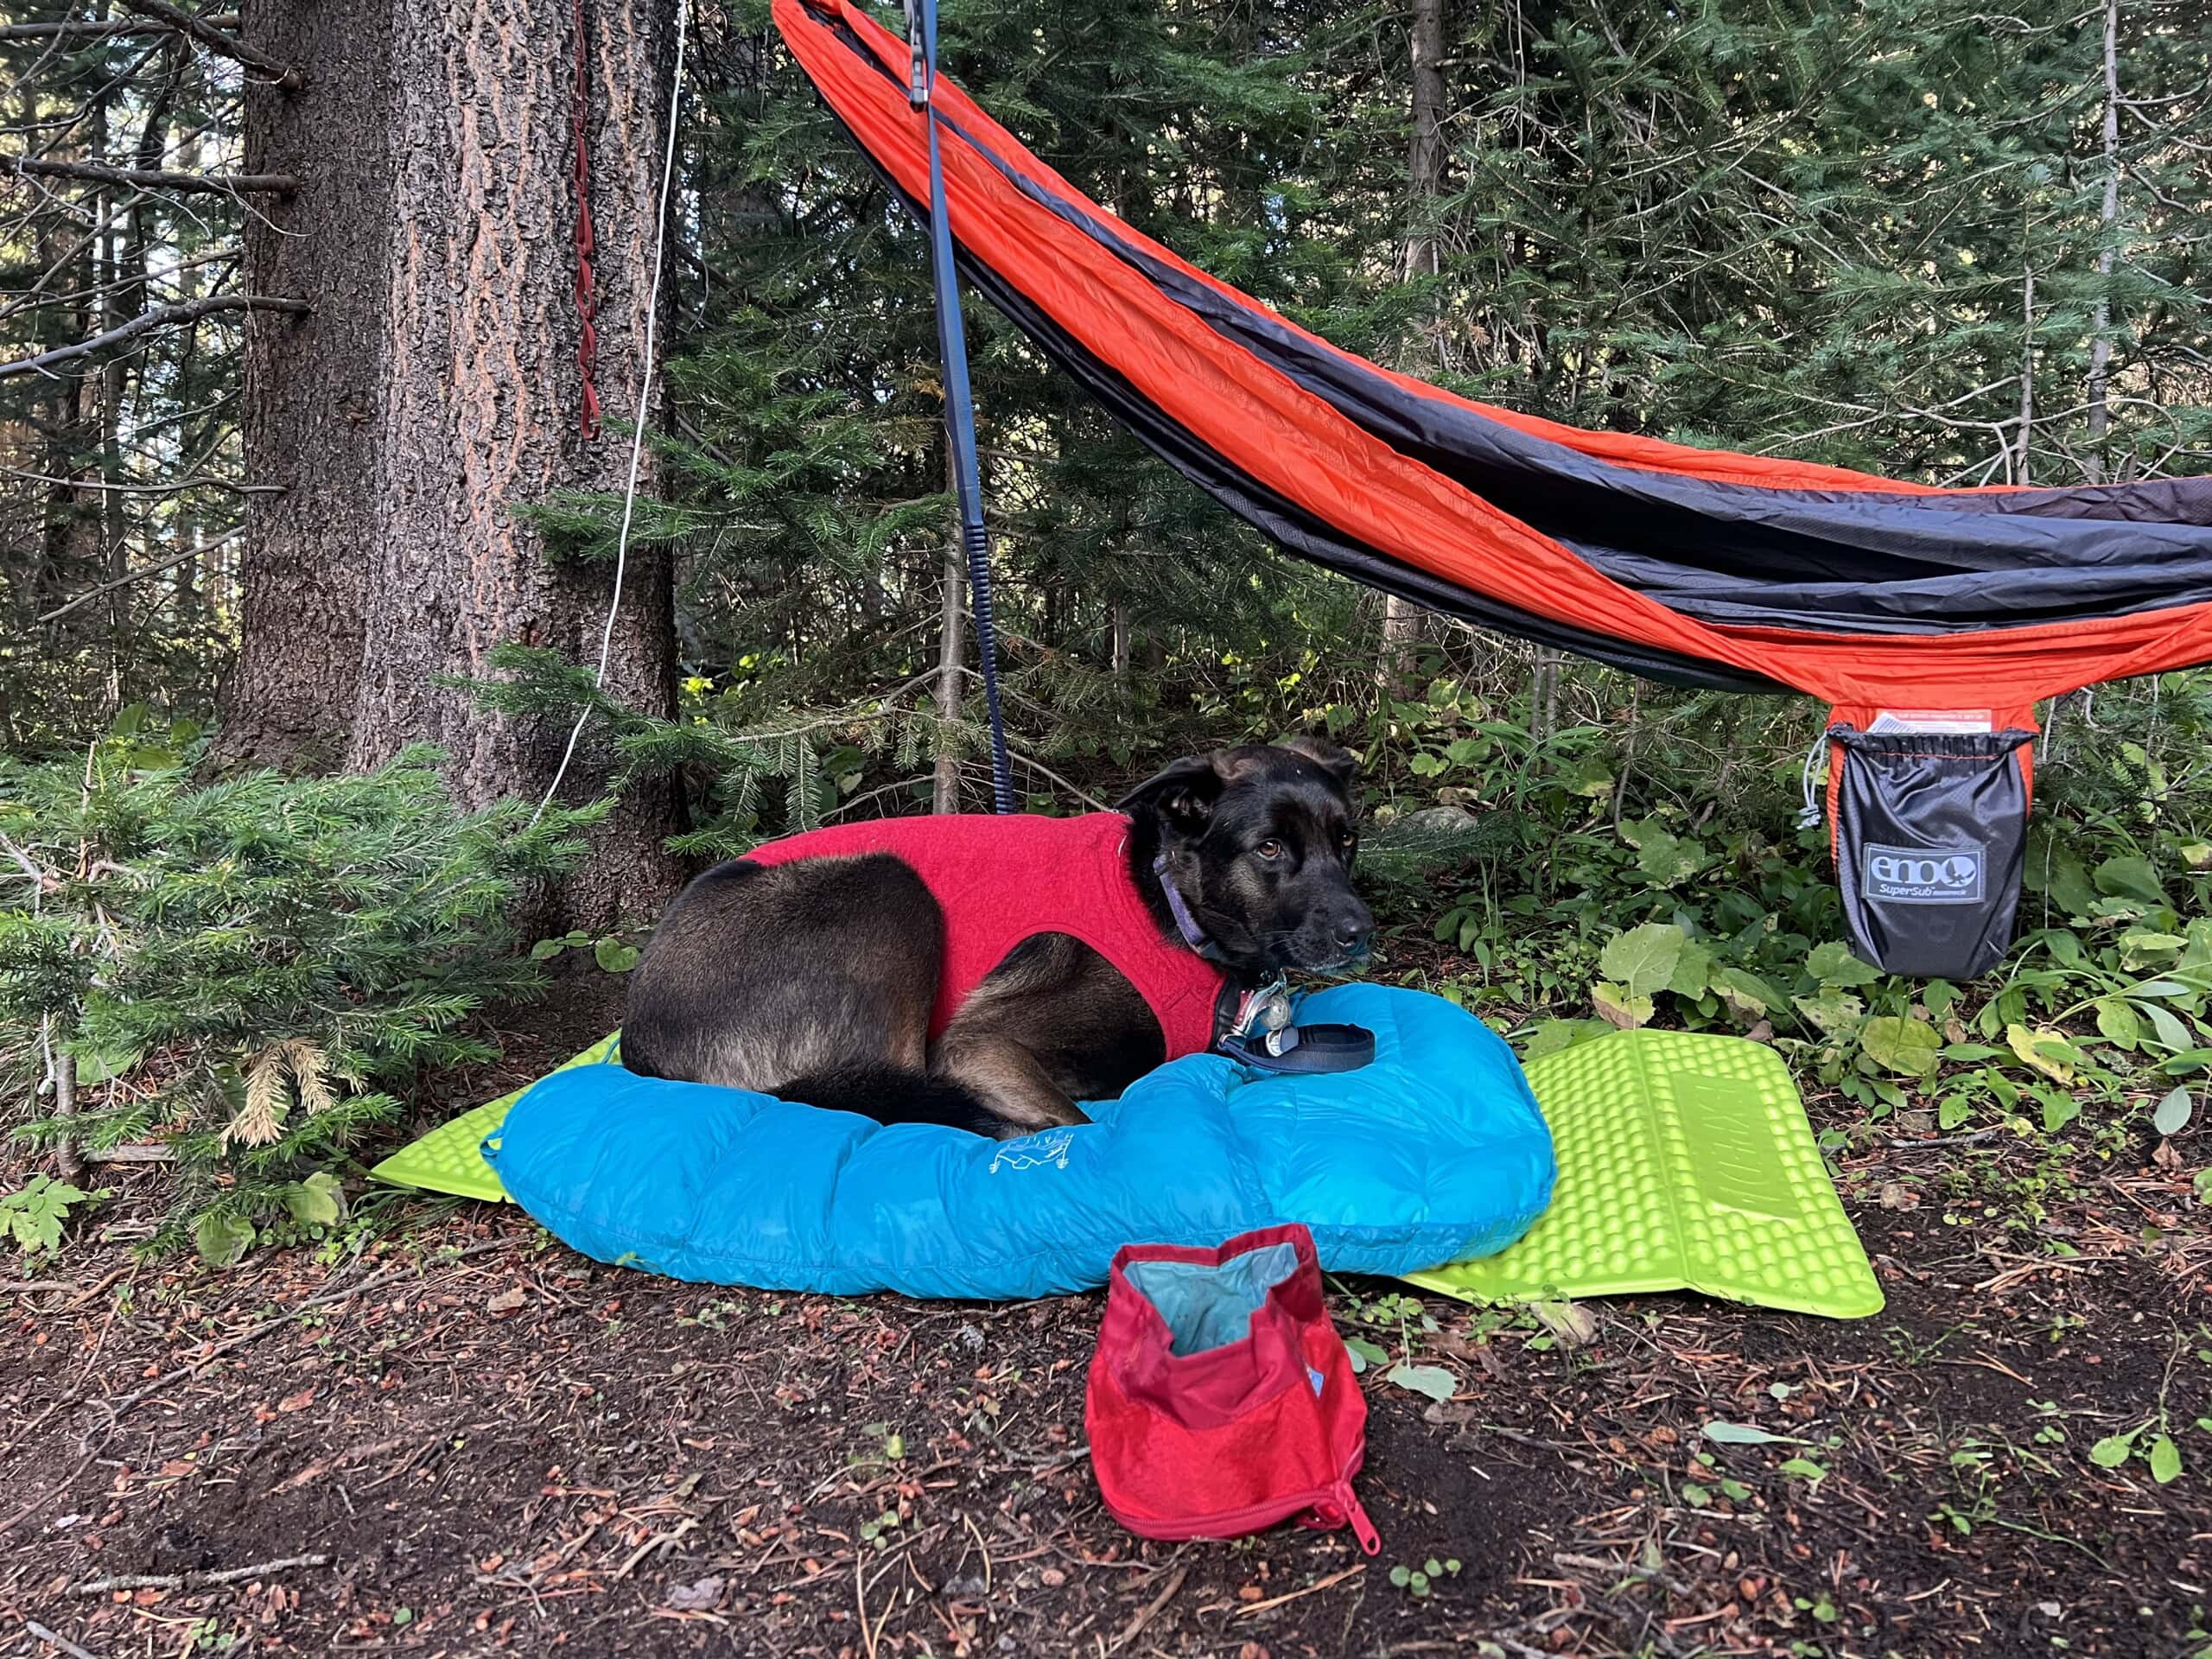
xmin=216 ymin=0 xmax=387 ymax=770
xmin=345 ymin=0 xmax=683 ymax=926
xmin=1381 ymin=0 xmax=1450 ymax=697
xmin=1403 ymin=0 xmax=1449 ymax=286
xmin=2081 ymin=0 xmax=2120 ymax=485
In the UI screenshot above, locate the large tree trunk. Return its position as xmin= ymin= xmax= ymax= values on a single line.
xmin=216 ymin=0 xmax=387 ymax=770
xmin=346 ymin=0 xmax=682 ymax=927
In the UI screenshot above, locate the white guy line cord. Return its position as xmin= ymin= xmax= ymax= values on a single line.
xmin=534 ymin=0 xmax=690 ymax=826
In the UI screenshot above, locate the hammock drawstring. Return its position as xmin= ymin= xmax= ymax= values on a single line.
xmin=1796 ymin=728 xmax=1827 ymax=830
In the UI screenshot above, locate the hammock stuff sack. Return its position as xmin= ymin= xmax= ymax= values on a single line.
xmin=1086 ymin=1224 xmax=1382 ymax=1554
xmin=1827 ymin=723 xmax=2038 ymax=979
xmin=774 ymin=0 xmax=2212 ymax=978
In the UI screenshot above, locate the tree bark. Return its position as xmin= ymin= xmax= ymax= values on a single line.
xmin=216 ymin=0 xmax=390 ymax=770
xmin=346 ymin=0 xmax=682 ymax=926
xmin=1381 ymin=0 xmax=1449 ymax=696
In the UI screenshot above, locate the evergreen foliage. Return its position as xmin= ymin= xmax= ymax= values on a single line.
xmin=0 ymin=712 xmax=596 ymax=1255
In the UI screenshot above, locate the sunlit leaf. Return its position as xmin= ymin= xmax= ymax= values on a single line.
xmin=2094 ymin=998 xmax=2141 ymax=1050
xmin=1702 ymin=1421 xmax=1802 ymax=1446
xmin=2088 ymin=1430 xmax=2137 ymax=1468
xmin=1592 ymin=982 xmax=1654 ymax=1031
xmin=1599 ymin=923 xmax=1685 ymax=998
xmin=1385 ymin=1363 xmax=1458 ymax=1403
xmin=1807 ymin=942 xmax=1881 ymax=988
xmin=1860 ymin=1015 xmax=1940 ymax=1078
xmin=2153 ymin=1087 xmax=2194 ymax=1137
xmin=2149 ymin=1434 xmax=2183 ymax=1484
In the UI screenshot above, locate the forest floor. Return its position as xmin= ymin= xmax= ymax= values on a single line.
xmin=3 ymin=957 xmax=2207 ymax=1659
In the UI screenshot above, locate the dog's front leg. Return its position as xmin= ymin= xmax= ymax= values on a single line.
xmin=930 ymin=1027 xmax=1091 ymax=1138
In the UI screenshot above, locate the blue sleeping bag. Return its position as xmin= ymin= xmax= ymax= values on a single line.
xmin=483 ymin=984 xmax=1553 ymax=1300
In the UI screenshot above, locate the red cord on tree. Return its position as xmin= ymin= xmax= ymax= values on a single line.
xmin=571 ymin=0 xmax=601 ymax=439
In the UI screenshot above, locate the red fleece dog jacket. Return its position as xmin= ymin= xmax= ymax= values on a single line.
xmin=742 ymin=812 xmax=1228 ymax=1055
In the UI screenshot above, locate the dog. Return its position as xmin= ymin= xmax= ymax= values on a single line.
xmin=620 ymin=738 xmax=1373 ymax=1138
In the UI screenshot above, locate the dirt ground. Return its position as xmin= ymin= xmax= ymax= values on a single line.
xmin=3 ymin=963 xmax=2206 ymax=1659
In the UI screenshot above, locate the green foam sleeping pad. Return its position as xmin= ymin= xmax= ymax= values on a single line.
xmin=1410 ymin=1027 xmax=1882 ymax=1319
xmin=370 ymin=1023 xmax=1879 ymax=1319
xmin=367 ymin=1033 xmax=620 ymax=1202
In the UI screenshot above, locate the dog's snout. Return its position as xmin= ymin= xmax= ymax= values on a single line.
xmin=1332 ymin=900 xmax=1374 ymax=956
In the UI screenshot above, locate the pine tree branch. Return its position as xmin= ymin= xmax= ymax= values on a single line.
xmin=10 ymin=156 xmax=299 ymax=197
xmin=116 ymin=0 xmax=302 ymax=92
xmin=0 ymin=295 xmax=308 ymax=381
xmin=79 ymin=1145 xmax=177 ymax=1164
xmin=0 ymin=15 xmax=237 ymax=41
xmin=39 ymin=529 xmax=242 ymax=624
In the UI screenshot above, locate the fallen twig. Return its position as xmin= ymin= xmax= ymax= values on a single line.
xmin=25 ymin=1619 xmax=103 ymax=1659
xmin=1887 ymin=1128 xmax=2004 ymax=1149
xmin=613 ymin=1517 xmax=697 ymax=1580
xmin=1109 ymin=1561 xmax=1187 ymax=1653
xmin=1554 ymin=1550 xmax=1691 ymax=1597
xmin=70 ymin=1553 xmax=332 ymax=1596
xmin=1234 ymin=1561 xmax=1365 ymax=1616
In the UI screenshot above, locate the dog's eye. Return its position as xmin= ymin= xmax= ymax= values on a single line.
xmin=1339 ymin=832 xmax=1357 ymax=849
xmin=1255 ymin=839 xmax=1283 ymax=861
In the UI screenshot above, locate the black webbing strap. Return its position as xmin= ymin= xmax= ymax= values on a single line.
xmin=908 ymin=0 xmax=1014 ymax=813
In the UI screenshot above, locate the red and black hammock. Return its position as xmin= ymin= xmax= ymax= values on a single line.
xmin=774 ymin=0 xmax=2212 ymax=978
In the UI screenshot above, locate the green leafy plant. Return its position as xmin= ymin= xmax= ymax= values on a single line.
xmin=1793 ymin=1592 xmax=1841 ymax=1625
xmin=530 ymin=929 xmax=643 ymax=975
xmin=1681 ymin=1449 xmax=1752 ymax=1508
xmin=2090 ymin=1422 xmax=2183 ymax=1484
xmin=1387 ymin=1557 xmax=1461 ymax=1597
xmin=858 ymin=1509 xmax=902 ymax=1548
xmin=0 ymin=1173 xmax=106 ymax=1257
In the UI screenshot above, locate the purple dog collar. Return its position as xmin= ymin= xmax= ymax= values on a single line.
xmin=1150 ymin=852 xmax=1213 ymax=955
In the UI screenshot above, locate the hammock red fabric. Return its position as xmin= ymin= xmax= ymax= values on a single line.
xmin=775 ymin=0 xmax=2212 ymax=730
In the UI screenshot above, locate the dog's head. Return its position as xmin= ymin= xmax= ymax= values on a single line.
xmin=1119 ymin=737 xmax=1374 ymax=976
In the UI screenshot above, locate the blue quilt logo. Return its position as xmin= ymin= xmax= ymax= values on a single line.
xmin=1863 ymin=842 xmax=1983 ymax=906
xmin=989 ymin=1127 xmax=1075 ymax=1173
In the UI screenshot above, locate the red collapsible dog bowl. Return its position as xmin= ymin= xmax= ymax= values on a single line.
xmin=1084 ymin=1223 xmax=1380 ymax=1553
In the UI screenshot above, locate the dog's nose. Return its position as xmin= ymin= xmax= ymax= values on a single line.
xmin=1332 ymin=902 xmax=1374 ymax=956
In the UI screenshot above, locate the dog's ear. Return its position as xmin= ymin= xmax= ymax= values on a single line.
xmin=1117 ymin=753 xmax=1224 ymax=837
xmin=1280 ymin=734 xmax=1359 ymax=791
